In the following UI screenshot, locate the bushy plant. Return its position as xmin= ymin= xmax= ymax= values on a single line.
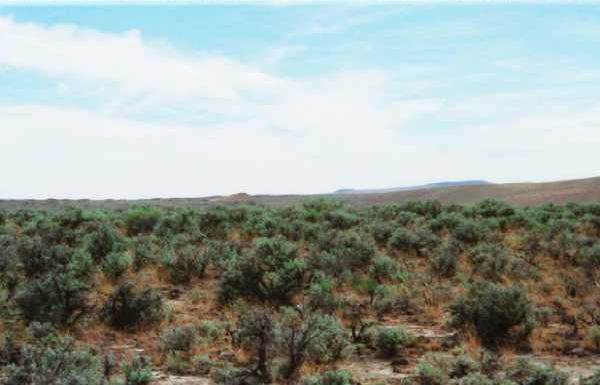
xmin=369 ymin=255 xmax=401 ymax=283
xmin=388 ymin=228 xmax=418 ymax=253
xmin=375 ymin=327 xmax=416 ymax=358
xmin=161 ymin=326 xmax=197 ymax=352
xmin=237 ymin=309 xmax=276 ymax=383
xmin=219 ymin=236 xmax=305 ymax=304
xmin=131 ymin=235 xmax=160 ymax=271
xmin=578 ymin=244 xmax=600 ymax=274
xmin=100 ymin=282 xmax=163 ymax=330
xmin=321 ymin=231 xmax=376 ymax=272
xmin=100 ymin=251 xmax=132 ymax=280
xmin=304 ymin=370 xmax=355 ymax=385
xmin=278 ymin=308 xmax=350 ymax=380
xmin=450 ymin=282 xmax=535 ymax=348
xmin=370 ymin=221 xmax=394 ymax=245
xmin=14 ymin=242 xmax=95 ymax=326
xmin=451 ymin=220 xmax=482 ymax=245
xmin=306 ymin=274 xmax=338 ymax=314
xmin=325 ymin=209 xmax=359 ymax=230
xmin=121 ymin=355 xmax=153 ymax=385
xmin=124 ymin=206 xmax=160 ymax=236
xmin=504 ymin=357 xmax=567 ymax=385
xmin=469 ymin=243 xmax=511 ymax=281
xmin=198 ymin=209 xmax=230 ymax=238
xmin=388 ymin=227 xmax=440 ymax=257
xmin=197 ymin=320 xmax=223 ymax=342
xmin=162 ymin=244 xmax=208 ymax=284
xmin=414 ymin=362 xmax=444 ymax=385
xmin=429 ymin=242 xmax=458 ymax=278
xmin=4 ymin=323 xmax=103 ymax=385
xmin=80 ymin=220 xmax=127 ymax=262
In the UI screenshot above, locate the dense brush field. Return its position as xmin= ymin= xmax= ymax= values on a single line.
xmin=2 ymin=199 xmax=600 ymax=385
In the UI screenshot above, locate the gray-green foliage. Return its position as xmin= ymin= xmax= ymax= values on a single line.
xmin=4 ymin=323 xmax=103 ymax=385
xmin=303 ymin=370 xmax=355 ymax=385
xmin=100 ymin=282 xmax=163 ymax=330
xmin=121 ymin=355 xmax=153 ymax=385
xmin=450 ymin=282 xmax=535 ymax=348
xmin=162 ymin=243 xmax=208 ymax=284
xmin=278 ymin=308 xmax=350 ymax=380
xmin=375 ymin=326 xmax=416 ymax=358
xmin=14 ymin=240 xmax=95 ymax=326
xmin=219 ymin=236 xmax=305 ymax=304
xmin=161 ymin=326 xmax=197 ymax=352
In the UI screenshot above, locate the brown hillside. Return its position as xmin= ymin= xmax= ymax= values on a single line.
xmin=1 ymin=177 xmax=599 ymax=211
xmin=336 ymin=176 xmax=600 ymax=207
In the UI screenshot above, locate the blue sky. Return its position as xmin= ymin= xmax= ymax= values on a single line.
xmin=1 ymin=2 xmax=600 ymax=199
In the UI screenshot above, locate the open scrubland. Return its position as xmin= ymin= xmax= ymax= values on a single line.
xmin=3 ymin=199 xmax=600 ymax=384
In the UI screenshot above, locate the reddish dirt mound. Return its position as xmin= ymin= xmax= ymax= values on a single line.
xmin=221 ymin=192 xmax=252 ymax=203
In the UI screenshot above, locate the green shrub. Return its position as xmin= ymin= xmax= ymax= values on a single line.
xmin=238 ymin=309 xmax=276 ymax=383
xmin=306 ymin=274 xmax=338 ymax=314
xmin=80 ymin=220 xmax=127 ymax=262
xmin=305 ymin=315 xmax=351 ymax=364
xmin=369 ymin=255 xmax=401 ymax=283
xmin=197 ymin=320 xmax=223 ymax=342
xmin=165 ymin=352 xmax=190 ymax=375
xmin=414 ymin=362 xmax=444 ymax=385
xmin=578 ymin=244 xmax=600 ymax=274
xmin=325 ymin=209 xmax=359 ymax=230
xmin=375 ymin=327 xmax=416 ymax=358
xmin=218 ymin=236 xmax=305 ymax=304
xmin=452 ymin=220 xmax=482 ymax=245
xmin=154 ymin=208 xmax=202 ymax=239
xmin=203 ymin=240 xmax=240 ymax=272
xmin=101 ymin=252 xmax=132 ymax=280
xmin=162 ymin=244 xmax=208 ymax=284
xmin=469 ymin=243 xmax=511 ymax=281
xmin=198 ymin=209 xmax=230 ymax=238
xmin=370 ymin=221 xmax=394 ymax=245
xmin=278 ymin=308 xmax=350 ymax=380
xmin=304 ymin=370 xmax=354 ymax=385
xmin=14 ymin=243 xmax=95 ymax=326
xmin=453 ymin=373 xmax=494 ymax=385
xmin=389 ymin=228 xmax=440 ymax=257
xmin=161 ymin=326 xmax=197 ymax=352
xmin=323 ymin=231 xmax=376 ymax=272
xmin=474 ymin=199 xmax=515 ymax=218
xmin=100 ymin=282 xmax=163 ymax=330
xmin=121 ymin=355 xmax=153 ymax=385
xmin=388 ymin=228 xmax=418 ymax=253
xmin=450 ymin=282 xmax=535 ymax=348
xmin=504 ymin=357 xmax=567 ymax=385
xmin=131 ymin=235 xmax=160 ymax=271
xmin=125 ymin=206 xmax=160 ymax=236
xmin=429 ymin=242 xmax=458 ymax=278
xmin=4 ymin=323 xmax=103 ymax=385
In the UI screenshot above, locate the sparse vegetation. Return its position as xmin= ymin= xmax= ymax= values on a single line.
xmin=1 ymin=199 xmax=600 ymax=383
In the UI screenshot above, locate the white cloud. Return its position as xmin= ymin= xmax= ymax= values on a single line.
xmin=0 ymin=16 xmax=445 ymax=198
xmin=1 ymin=15 xmax=599 ymax=199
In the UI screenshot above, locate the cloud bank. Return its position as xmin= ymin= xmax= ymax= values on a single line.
xmin=0 ymin=14 xmax=599 ymax=199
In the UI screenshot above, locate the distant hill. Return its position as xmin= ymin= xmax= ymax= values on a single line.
xmin=2 ymin=177 xmax=600 ymax=211
xmin=329 ymin=176 xmax=600 ymax=207
xmin=333 ymin=180 xmax=491 ymax=194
